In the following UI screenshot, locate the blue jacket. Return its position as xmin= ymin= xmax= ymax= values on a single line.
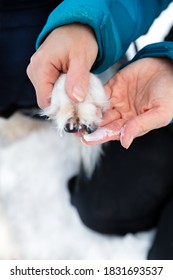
xmin=36 ymin=0 xmax=173 ymax=73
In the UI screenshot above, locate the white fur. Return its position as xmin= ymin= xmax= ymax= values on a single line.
xmin=43 ymin=73 xmax=108 ymax=176
xmin=0 ymin=113 xmax=154 ymax=259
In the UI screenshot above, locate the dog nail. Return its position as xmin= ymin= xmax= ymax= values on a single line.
xmin=64 ymin=123 xmax=78 ymax=133
xmin=73 ymin=86 xmax=85 ymax=102
xmin=81 ymin=124 xmax=98 ymax=134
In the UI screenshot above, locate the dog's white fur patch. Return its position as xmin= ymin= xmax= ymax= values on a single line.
xmin=43 ymin=73 xmax=108 ymax=176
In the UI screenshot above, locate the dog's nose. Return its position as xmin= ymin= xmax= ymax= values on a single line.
xmin=64 ymin=122 xmax=79 ymax=133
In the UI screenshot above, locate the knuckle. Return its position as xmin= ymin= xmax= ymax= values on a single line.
xmin=30 ymin=49 xmax=44 ymax=66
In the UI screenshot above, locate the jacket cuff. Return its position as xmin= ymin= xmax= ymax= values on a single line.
xmin=125 ymin=42 xmax=173 ymax=65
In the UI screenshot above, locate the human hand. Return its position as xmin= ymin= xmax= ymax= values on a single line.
xmin=82 ymin=57 xmax=173 ymax=148
xmin=27 ymin=23 xmax=98 ymax=108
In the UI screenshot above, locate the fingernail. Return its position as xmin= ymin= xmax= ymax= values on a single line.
xmin=120 ymin=126 xmax=134 ymax=149
xmin=120 ymin=127 xmax=134 ymax=149
xmin=126 ymin=137 xmax=134 ymax=149
xmin=73 ymin=86 xmax=85 ymax=102
xmin=83 ymin=127 xmax=120 ymax=142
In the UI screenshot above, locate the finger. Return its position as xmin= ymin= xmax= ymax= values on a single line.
xmin=27 ymin=62 xmax=60 ymax=109
xmin=65 ymin=58 xmax=90 ymax=102
xmin=101 ymin=109 xmax=121 ymax=126
xmin=120 ymin=107 xmax=172 ymax=149
xmin=34 ymin=80 xmax=54 ymax=109
xmin=82 ymin=119 xmax=125 ymax=145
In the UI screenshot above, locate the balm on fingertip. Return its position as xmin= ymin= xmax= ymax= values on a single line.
xmin=83 ymin=127 xmax=120 ymax=142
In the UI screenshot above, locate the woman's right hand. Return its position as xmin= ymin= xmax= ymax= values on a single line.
xmin=27 ymin=23 xmax=98 ymax=108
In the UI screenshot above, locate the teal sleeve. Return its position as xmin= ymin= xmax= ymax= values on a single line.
xmin=36 ymin=0 xmax=172 ymax=73
xmin=122 ymin=42 xmax=173 ymax=65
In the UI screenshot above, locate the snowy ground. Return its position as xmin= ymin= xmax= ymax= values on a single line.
xmin=0 ymin=3 xmax=173 ymax=260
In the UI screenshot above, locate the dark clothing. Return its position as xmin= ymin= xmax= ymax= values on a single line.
xmin=148 ymin=199 xmax=173 ymax=260
xmin=0 ymin=0 xmax=57 ymax=10
xmin=69 ymin=126 xmax=173 ymax=235
xmin=0 ymin=1 xmax=59 ymax=115
xmin=165 ymin=25 xmax=173 ymax=41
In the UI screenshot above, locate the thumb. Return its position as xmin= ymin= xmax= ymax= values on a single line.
xmin=65 ymin=58 xmax=90 ymax=102
xmin=120 ymin=107 xmax=171 ymax=149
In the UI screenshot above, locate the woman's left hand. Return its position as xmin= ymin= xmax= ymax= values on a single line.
xmin=82 ymin=57 xmax=173 ymax=148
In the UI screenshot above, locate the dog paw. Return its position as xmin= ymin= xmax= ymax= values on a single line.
xmin=64 ymin=120 xmax=98 ymax=134
xmin=43 ymin=73 xmax=108 ymax=135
